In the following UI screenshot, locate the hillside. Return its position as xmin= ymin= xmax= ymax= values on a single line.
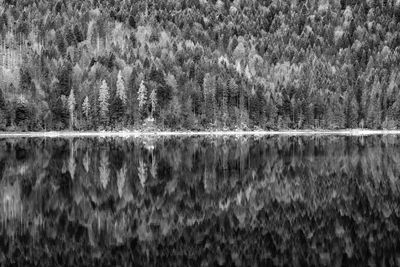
xmin=0 ymin=0 xmax=400 ymax=131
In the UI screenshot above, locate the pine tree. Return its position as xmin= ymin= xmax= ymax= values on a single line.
xmin=227 ymin=77 xmax=239 ymax=124
xmin=182 ymin=96 xmax=195 ymax=129
xmin=348 ymin=96 xmax=359 ymax=128
xmin=327 ymin=95 xmax=345 ymax=129
xmin=82 ymin=96 xmax=90 ymax=119
xmin=248 ymin=88 xmax=257 ymax=127
xmin=20 ymin=66 xmax=35 ymax=96
xmin=367 ymin=78 xmax=382 ymax=128
xmin=98 ymin=80 xmax=110 ymax=127
xmin=56 ymin=29 xmax=66 ymax=55
xmin=222 ymin=81 xmax=229 ymax=128
xmin=388 ymin=94 xmax=400 ymax=128
xmin=14 ymin=96 xmax=31 ymax=130
xmin=264 ymin=92 xmax=277 ymax=128
xmin=0 ymin=88 xmax=5 ymax=112
xmin=0 ymin=89 xmax=6 ymax=129
xmin=229 ymin=77 xmax=239 ymax=103
xmin=150 ymin=88 xmax=157 ymax=119
xmin=203 ymin=73 xmax=216 ymax=125
xmin=110 ymin=71 xmax=128 ymax=127
xmin=116 ymin=70 xmax=127 ymax=105
xmin=74 ymin=24 xmax=84 ymax=43
xmin=68 ymin=89 xmax=76 ymax=130
xmin=82 ymin=95 xmax=91 ymax=129
xmin=138 ymin=80 xmax=147 ymax=119
xmin=244 ymin=64 xmax=252 ymax=81
xmin=127 ymin=70 xmax=139 ymax=125
xmin=164 ymin=95 xmax=181 ymax=128
xmin=367 ymin=94 xmax=382 ymax=128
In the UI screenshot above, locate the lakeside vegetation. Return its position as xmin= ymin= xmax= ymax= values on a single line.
xmin=1 ymin=0 xmax=400 ymax=131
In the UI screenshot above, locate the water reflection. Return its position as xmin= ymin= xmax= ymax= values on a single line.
xmin=0 ymin=136 xmax=399 ymax=266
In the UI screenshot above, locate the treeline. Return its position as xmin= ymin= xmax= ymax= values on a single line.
xmin=0 ymin=0 xmax=400 ymax=131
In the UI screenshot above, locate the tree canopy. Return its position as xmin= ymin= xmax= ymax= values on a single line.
xmin=0 ymin=0 xmax=399 ymax=130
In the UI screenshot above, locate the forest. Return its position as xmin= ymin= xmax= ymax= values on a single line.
xmin=0 ymin=0 xmax=400 ymax=131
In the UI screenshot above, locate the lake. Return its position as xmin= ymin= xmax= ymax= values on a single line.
xmin=0 ymin=135 xmax=399 ymax=266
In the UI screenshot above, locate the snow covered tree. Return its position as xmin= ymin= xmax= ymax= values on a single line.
xmin=82 ymin=96 xmax=91 ymax=129
xmin=150 ymin=88 xmax=157 ymax=119
xmin=138 ymin=80 xmax=147 ymax=119
xmin=116 ymin=70 xmax=127 ymax=105
xmin=68 ymin=89 xmax=76 ymax=130
xmin=82 ymin=96 xmax=90 ymax=119
xmin=98 ymin=80 xmax=110 ymax=127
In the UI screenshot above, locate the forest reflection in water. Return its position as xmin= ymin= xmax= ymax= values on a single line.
xmin=0 ymin=135 xmax=399 ymax=266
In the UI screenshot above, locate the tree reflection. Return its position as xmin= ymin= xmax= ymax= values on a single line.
xmin=138 ymin=158 xmax=147 ymax=189
xmin=0 ymin=136 xmax=399 ymax=266
xmin=117 ymin=163 xmax=127 ymax=198
xmin=99 ymin=150 xmax=109 ymax=189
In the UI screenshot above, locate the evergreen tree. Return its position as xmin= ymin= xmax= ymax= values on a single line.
xmin=57 ymin=62 xmax=73 ymax=96
xmin=14 ymin=96 xmax=31 ymax=130
xmin=98 ymin=80 xmax=110 ymax=127
xmin=82 ymin=96 xmax=90 ymax=120
xmin=150 ymin=88 xmax=157 ymax=119
xmin=388 ymin=94 xmax=400 ymax=128
xmin=138 ymin=80 xmax=147 ymax=119
xmin=68 ymin=89 xmax=76 ymax=130
xmin=0 ymin=88 xmax=6 ymax=112
xmin=74 ymin=24 xmax=84 ymax=43
xmin=203 ymin=73 xmax=216 ymax=125
xmin=65 ymin=26 xmax=76 ymax=46
xmin=56 ymin=29 xmax=66 ymax=55
xmin=348 ymin=96 xmax=359 ymax=128
xmin=0 ymin=89 xmax=7 ymax=129
xmin=367 ymin=78 xmax=382 ymax=128
xmin=49 ymin=78 xmax=69 ymax=129
xmin=327 ymin=95 xmax=345 ymax=129
xmin=164 ymin=95 xmax=181 ymax=128
xmin=227 ymin=77 xmax=239 ymax=124
xmin=20 ymin=67 xmax=35 ymax=96
xmin=367 ymin=94 xmax=382 ymax=128
xmin=221 ymin=81 xmax=229 ymax=128
xmin=182 ymin=96 xmax=195 ymax=129
xmin=127 ymin=70 xmax=139 ymax=125
xmin=116 ymin=70 xmax=127 ymax=105
xmin=110 ymin=71 xmax=127 ymax=127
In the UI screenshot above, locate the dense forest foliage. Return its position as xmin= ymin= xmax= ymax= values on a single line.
xmin=1 ymin=0 xmax=400 ymax=131
xmin=1 ymin=136 xmax=400 ymax=265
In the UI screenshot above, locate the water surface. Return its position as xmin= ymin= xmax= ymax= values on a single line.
xmin=0 ymin=136 xmax=399 ymax=266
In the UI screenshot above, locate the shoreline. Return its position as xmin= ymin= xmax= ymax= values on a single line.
xmin=0 ymin=129 xmax=400 ymax=138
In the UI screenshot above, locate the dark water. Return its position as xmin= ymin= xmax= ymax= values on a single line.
xmin=0 ymin=135 xmax=399 ymax=266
